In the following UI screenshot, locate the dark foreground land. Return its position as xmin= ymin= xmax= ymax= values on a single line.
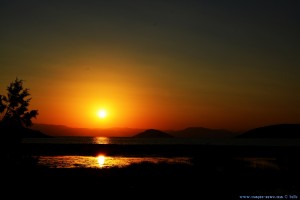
xmin=1 ymin=144 xmax=300 ymax=199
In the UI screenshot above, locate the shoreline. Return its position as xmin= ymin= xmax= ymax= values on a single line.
xmin=3 ymin=157 xmax=300 ymax=198
xmin=2 ymin=143 xmax=300 ymax=198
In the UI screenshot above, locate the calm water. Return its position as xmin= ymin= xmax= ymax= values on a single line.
xmin=23 ymin=136 xmax=204 ymax=145
xmin=22 ymin=137 xmax=299 ymax=169
xmin=22 ymin=136 xmax=300 ymax=146
xmin=38 ymin=155 xmax=193 ymax=169
xmin=23 ymin=137 xmax=200 ymax=168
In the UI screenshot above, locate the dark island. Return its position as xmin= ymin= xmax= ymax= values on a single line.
xmin=237 ymin=124 xmax=300 ymax=138
xmin=132 ymin=129 xmax=173 ymax=138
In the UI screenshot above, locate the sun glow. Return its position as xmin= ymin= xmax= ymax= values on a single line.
xmin=97 ymin=155 xmax=105 ymax=167
xmin=97 ymin=109 xmax=107 ymax=119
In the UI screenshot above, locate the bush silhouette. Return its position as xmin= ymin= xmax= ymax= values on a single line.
xmin=0 ymin=78 xmax=39 ymax=168
xmin=0 ymin=78 xmax=38 ymax=129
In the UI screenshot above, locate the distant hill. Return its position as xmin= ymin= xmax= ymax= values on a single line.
xmin=168 ymin=127 xmax=237 ymax=138
xmin=31 ymin=124 xmax=145 ymax=137
xmin=21 ymin=128 xmax=51 ymax=138
xmin=0 ymin=124 xmax=51 ymax=138
xmin=31 ymin=124 xmax=238 ymax=138
xmin=237 ymin=124 xmax=300 ymax=138
xmin=133 ymin=129 xmax=174 ymax=138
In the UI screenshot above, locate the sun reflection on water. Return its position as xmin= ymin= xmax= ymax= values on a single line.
xmin=97 ymin=155 xmax=105 ymax=167
xmin=38 ymin=155 xmax=193 ymax=168
xmin=92 ymin=137 xmax=110 ymax=144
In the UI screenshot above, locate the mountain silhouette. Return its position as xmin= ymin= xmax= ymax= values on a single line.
xmin=133 ymin=129 xmax=173 ymax=138
xmin=21 ymin=127 xmax=51 ymax=138
xmin=31 ymin=124 xmax=145 ymax=137
xmin=237 ymin=124 xmax=300 ymax=138
xmin=31 ymin=124 xmax=238 ymax=138
xmin=168 ymin=127 xmax=236 ymax=138
xmin=0 ymin=124 xmax=50 ymax=139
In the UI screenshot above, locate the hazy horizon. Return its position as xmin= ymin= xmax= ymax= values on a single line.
xmin=30 ymin=122 xmax=300 ymax=138
xmin=32 ymin=121 xmax=273 ymax=132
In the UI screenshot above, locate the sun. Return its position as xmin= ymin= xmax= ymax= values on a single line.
xmin=97 ymin=109 xmax=107 ymax=119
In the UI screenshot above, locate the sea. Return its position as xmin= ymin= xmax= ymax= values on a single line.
xmin=21 ymin=137 xmax=300 ymax=169
xmin=22 ymin=136 xmax=300 ymax=146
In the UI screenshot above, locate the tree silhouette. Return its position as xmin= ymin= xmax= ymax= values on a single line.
xmin=0 ymin=78 xmax=40 ymax=168
xmin=0 ymin=78 xmax=38 ymax=128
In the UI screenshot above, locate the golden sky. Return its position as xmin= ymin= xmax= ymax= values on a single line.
xmin=1 ymin=1 xmax=299 ymax=132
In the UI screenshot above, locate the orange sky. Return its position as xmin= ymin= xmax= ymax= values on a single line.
xmin=1 ymin=1 xmax=299 ymax=133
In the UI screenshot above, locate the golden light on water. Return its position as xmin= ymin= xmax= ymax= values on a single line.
xmin=97 ymin=155 xmax=105 ymax=167
xmin=37 ymin=156 xmax=193 ymax=168
xmin=93 ymin=137 xmax=110 ymax=144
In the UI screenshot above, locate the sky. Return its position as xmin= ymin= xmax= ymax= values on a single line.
xmin=0 ymin=0 xmax=299 ymax=132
